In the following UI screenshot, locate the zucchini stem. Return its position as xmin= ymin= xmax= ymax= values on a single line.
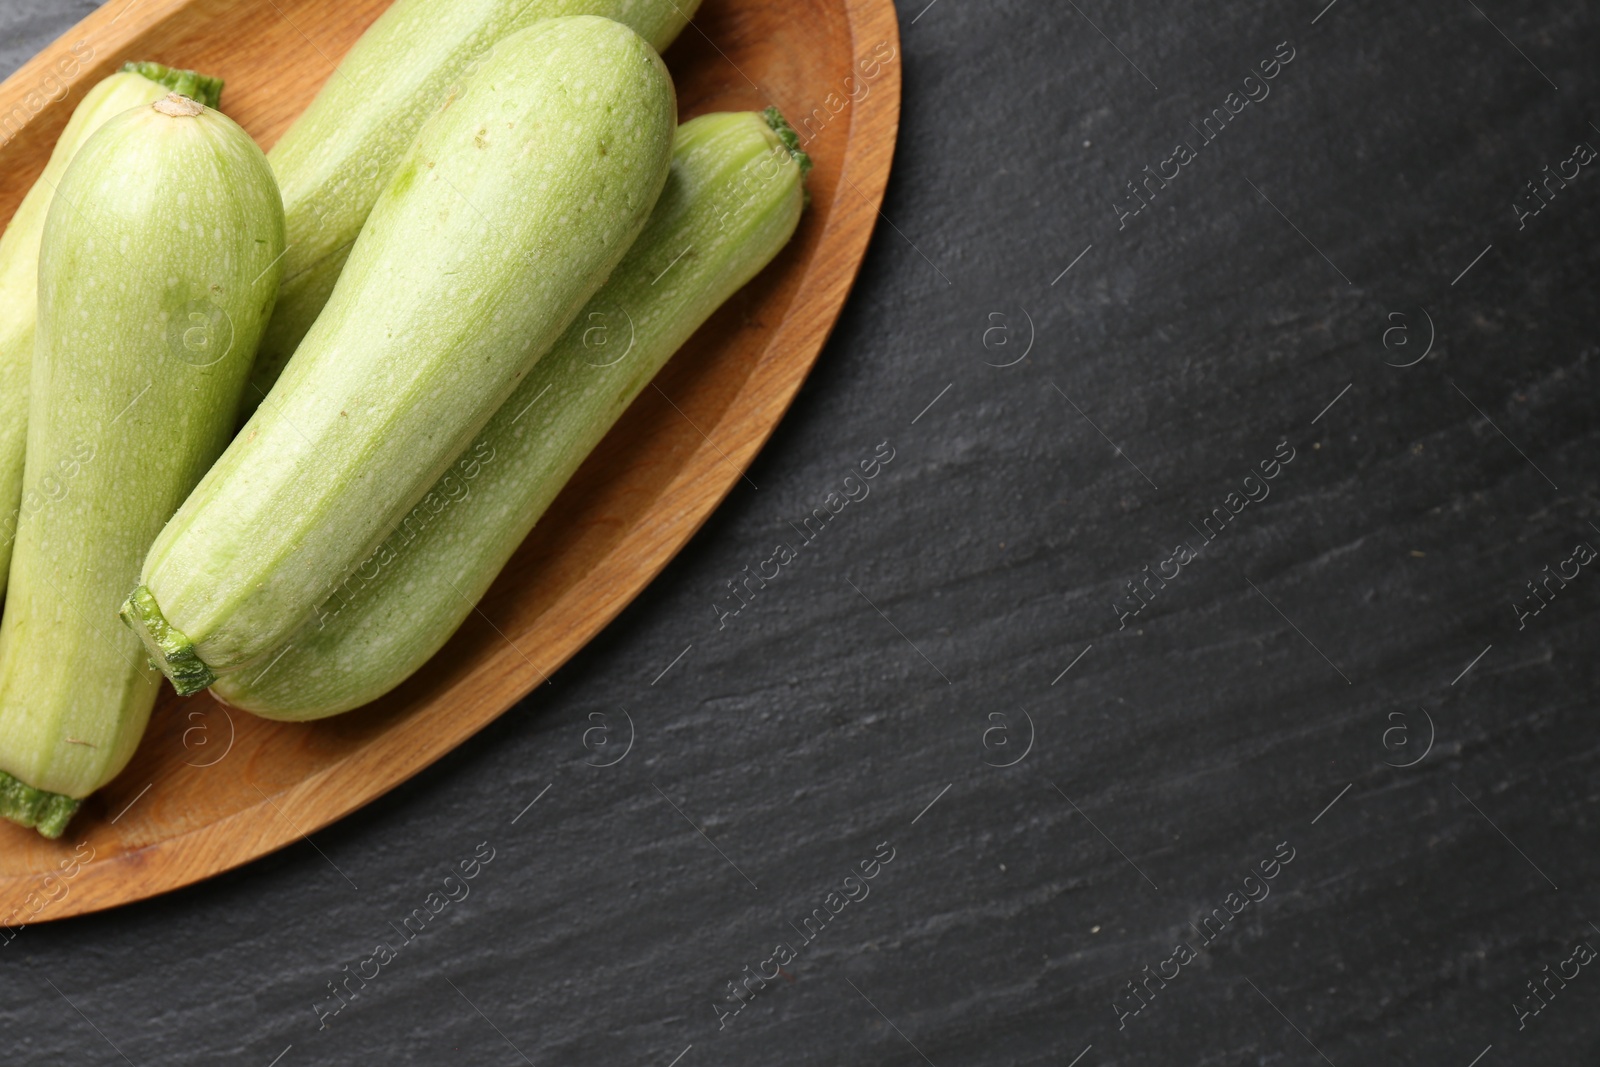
xmin=0 ymin=770 xmax=80 ymax=838
xmin=120 ymin=585 xmax=216 ymax=696
xmin=119 ymin=62 xmax=224 ymax=109
xmin=762 ymin=106 xmax=813 ymax=177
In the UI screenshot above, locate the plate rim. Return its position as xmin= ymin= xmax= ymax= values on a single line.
xmin=0 ymin=0 xmax=901 ymax=920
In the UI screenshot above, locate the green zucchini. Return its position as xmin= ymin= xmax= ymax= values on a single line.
xmin=0 ymin=64 xmax=222 ymax=600
xmin=243 ymin=0 xmax=702 ymax=414
xmin=0 ymin=93 xmax=285 ymax=835
xmin=214 ymin=109 xmax=809 ymax=718
xmin=124 ymin=17 xmax=676 ymax=694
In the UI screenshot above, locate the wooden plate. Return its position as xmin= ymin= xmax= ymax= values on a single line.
xmin=0 ymin=0 xmax=899 ymax=920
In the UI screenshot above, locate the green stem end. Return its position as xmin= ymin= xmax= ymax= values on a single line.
xmin=121 ymin=62 xmax=225 ymax=110
xmin=0 ymin=771 xmax=80 ymax=839
xmin=763 ymin=106 xmax=813 ymax=178
xmin=120 ymin=585 xmax=216 ymax=696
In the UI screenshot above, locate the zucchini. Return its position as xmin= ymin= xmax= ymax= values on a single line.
xmin=214 ymin=109 xmax=809 ymax=718
xmin=0 ymin=93 xmax=285 ymax=835
xmin=124 ymin=17 xmax=676 ymax=693
xmin=0 ymin=64 xmax=222 ymax=599
xmin=244 ymin=0 xmax=702 ymax=414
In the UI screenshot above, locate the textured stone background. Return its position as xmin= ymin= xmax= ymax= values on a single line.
xmin=3 ymin=0 xmax=1599 ymax=1064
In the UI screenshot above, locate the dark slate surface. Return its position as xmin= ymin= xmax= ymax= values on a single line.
xmin=3 ymin=0 xmax=1599 ymax=1063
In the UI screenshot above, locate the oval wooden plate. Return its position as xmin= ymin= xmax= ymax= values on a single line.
xmin=0 ymin=0 xmax=899 ymax=920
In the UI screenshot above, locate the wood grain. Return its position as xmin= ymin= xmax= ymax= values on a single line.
xmin=0 ymin=0 xmax=899 ymax=920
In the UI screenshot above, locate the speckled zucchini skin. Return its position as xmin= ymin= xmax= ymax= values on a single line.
xmin=244 ymin=0 xmax=701 ymax=413
xmin=0 ymin=93 xmax=283 ymax=831
xmin=0 ymin=65 xmax=222 ymax=601
xmin=126 ymin=17 xmax=676 ymax=691
xmin=214 ymin=110 xmax=808 ymax=718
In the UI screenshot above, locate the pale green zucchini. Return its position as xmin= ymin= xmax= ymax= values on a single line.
xmin=0 ymin=93 xmax=284 ymax=835
xmin=0 ymin=64 xmax=222 ymax=600
xmin=214 ymin=109 xmax=809 ymax=718
xmin=243 ymin=0 xmax=702 ymax=413
xmin=124 ymin=17 xmax=676 ymax=694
